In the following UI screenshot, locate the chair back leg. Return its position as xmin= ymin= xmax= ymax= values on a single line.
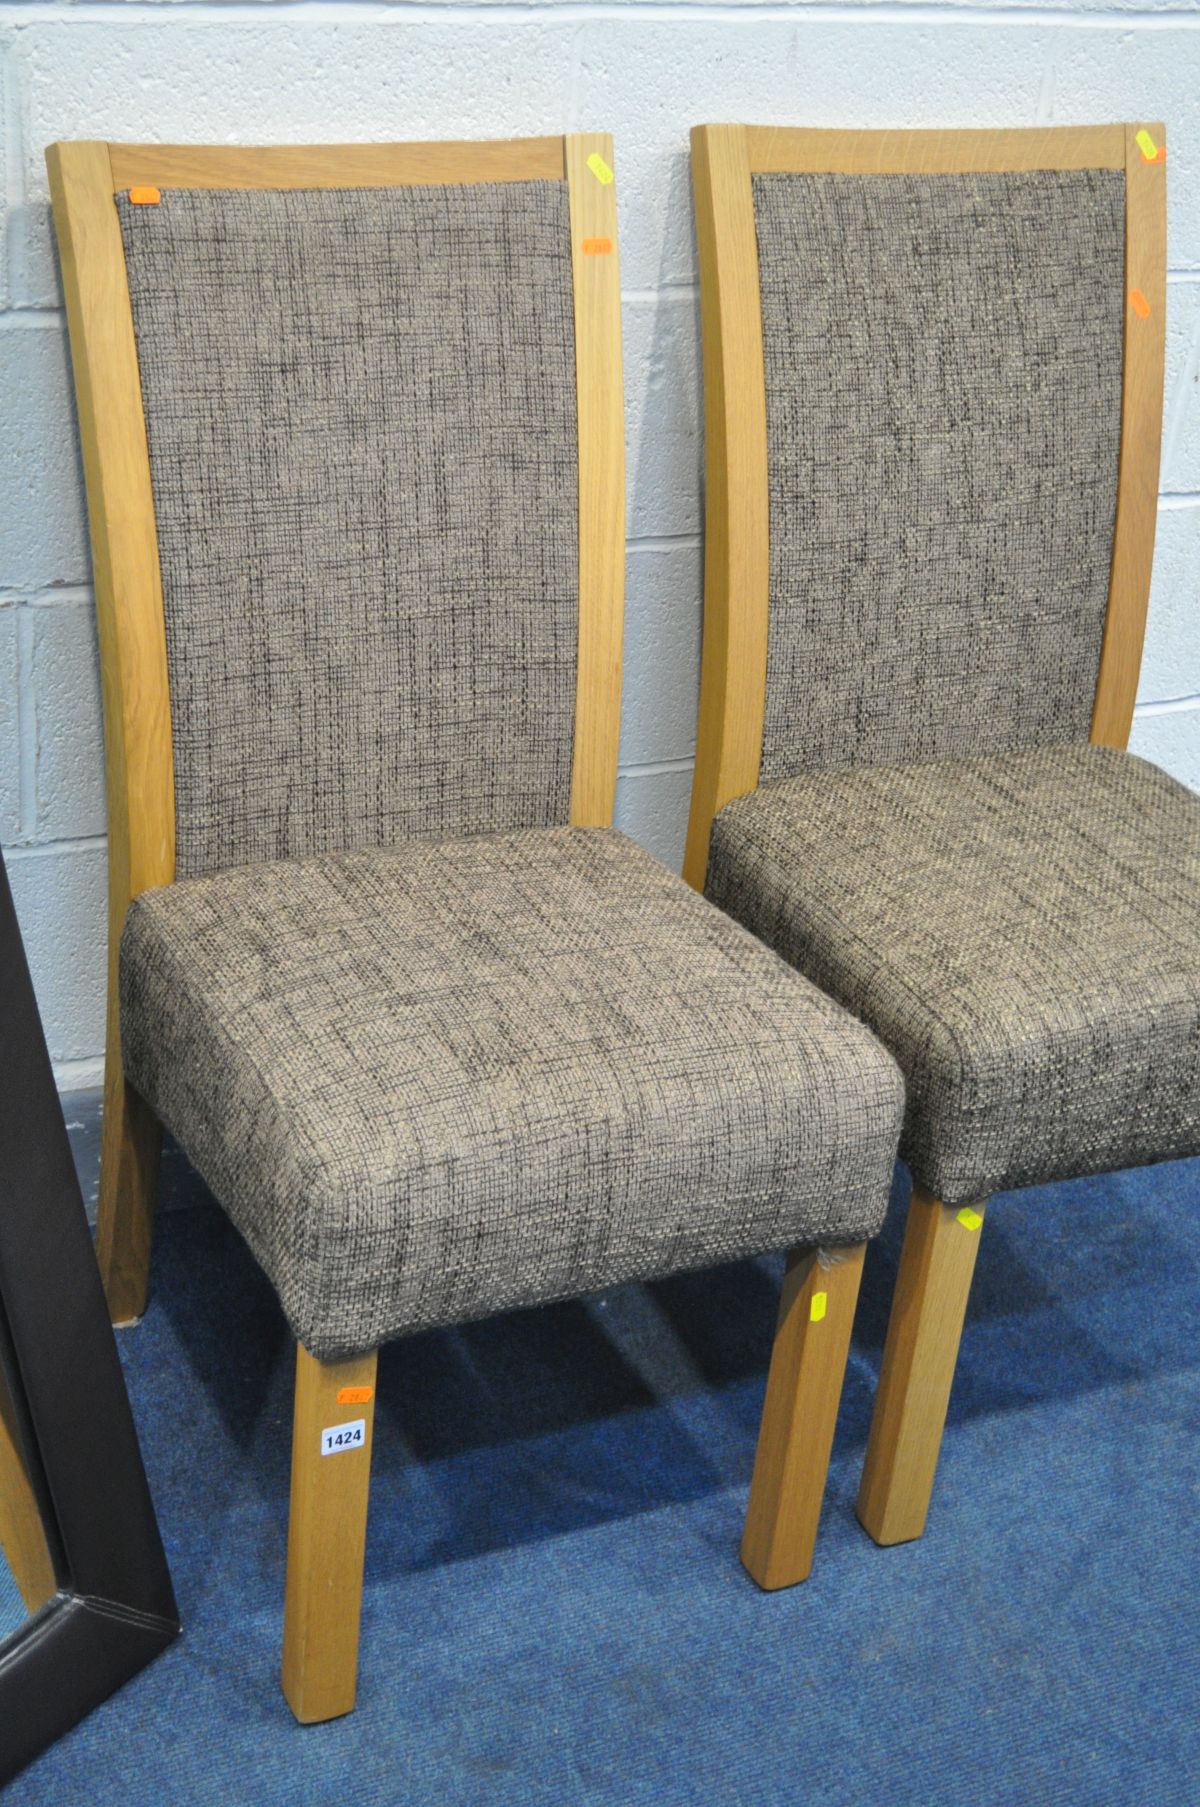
xmin=0 ymin=1363 xmax=57 ymax=1612
xmin=856 ymin=1187 xmax=986 ymax=1547
xmin=741 ymin=1241 xmax=866 ymax=1590
xmin=95 ymin=1040 xmax=162 ymax=1325
xmin=282 ymin=1343 xmax=379 ymax=1724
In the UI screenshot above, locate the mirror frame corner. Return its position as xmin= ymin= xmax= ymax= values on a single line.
xmin=0 ymin=847 xmax=179 ymax=1787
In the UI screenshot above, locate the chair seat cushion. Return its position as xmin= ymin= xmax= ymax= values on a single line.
xmin=121 ymin=828 xmax=902 ymax=1358
xmin=706 ymin=746 xmax=1200 ymax=1206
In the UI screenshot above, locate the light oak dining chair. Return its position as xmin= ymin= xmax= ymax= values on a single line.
xmin=684 ymin=121 xmax=1200 ymax=1556
xmin=48 ymin=132 xmax=904 ymax=1722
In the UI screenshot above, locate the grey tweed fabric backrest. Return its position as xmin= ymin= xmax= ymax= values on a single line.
xmin=118 ymin=183 xmax=579 ymax=878
xmin=751 ymin=168 xmax=1126 ymax=780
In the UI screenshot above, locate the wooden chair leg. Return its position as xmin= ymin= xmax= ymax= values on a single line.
xmin=741 ymin=1242 xmax=866 ymax=1590
xmin=0 ymin=1366 xmax=57 ymax=1614
xmin=856 ymin=1186 xmax=986 ymax=1548
xmin=281 ymin=1344 xmax=378 ymax=1724
xmin=95 ymin=1039 xmax=162 ymax=1326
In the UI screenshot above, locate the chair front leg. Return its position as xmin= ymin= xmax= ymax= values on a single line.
xmin=741 ymin=1241 xmax=866 ymax=1590
xmin=856 ymin=1186 xmax=986 ymax=1548
xmin=95 ymin=1021 xmax=162 ymax=1326
xmin=281 ymin=1343 xmax=378 ymax=1724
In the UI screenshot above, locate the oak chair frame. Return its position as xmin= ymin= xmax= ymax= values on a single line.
xmin=47 ymin=132 xmax=625 ymax=1724
xmin=683 ymin=122 xmax=1168 ymax=1559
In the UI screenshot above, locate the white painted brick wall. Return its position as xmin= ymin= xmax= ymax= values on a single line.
xmin=0 ymin=607 xmax=20 ymax=842
xmin=1 ymin=0 xmax=1198 ymax=1085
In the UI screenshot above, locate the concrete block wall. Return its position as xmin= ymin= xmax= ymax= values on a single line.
xmin=1 ymin=0 xmax=1198 ymax=1087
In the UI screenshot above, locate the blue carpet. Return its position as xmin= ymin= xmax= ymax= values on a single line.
xmin=0 ymin=1543 xmax=23 ymax=1643
xmin=6 ymin=1109 xmax=1199 ymax=1805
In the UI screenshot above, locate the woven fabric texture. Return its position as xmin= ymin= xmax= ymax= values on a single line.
xmin=707 ymin=746 xmax=1200 ymax=1205
xmin=121 ymin=828 xmax=904 ymax=1359
xmin=751 ymin=169 xmax=1125 ymax=780
xmin=117 ymin=183 xmax=578 ymax=878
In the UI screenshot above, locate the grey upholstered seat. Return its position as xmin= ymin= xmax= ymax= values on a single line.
xmin=121 ymin=827 xmax=903 ymax=1359
xmin=707 ymin=745 xmax=1200 ymax=1207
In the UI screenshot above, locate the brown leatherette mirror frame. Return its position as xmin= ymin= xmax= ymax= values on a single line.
xmin=0 ymin=844 xmax=179 ymax=1786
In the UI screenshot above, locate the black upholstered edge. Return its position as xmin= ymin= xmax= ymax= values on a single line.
xmin=0 ymin=848 xmax=179 ymax=1786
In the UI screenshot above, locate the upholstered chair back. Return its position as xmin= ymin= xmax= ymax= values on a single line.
xmin=750 ymin=168 xmax=1126 ymax=782
xmin=118 ymin=182 xmax=579 ymax=878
